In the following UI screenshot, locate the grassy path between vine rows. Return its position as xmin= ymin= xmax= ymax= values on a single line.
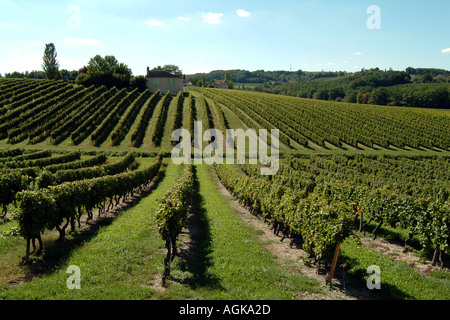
xmin=0 ymin=158 xmax=181 ymax=299
xmin=167 ymin=164 xmax=322 ymax=299
xmin=3 ymin=157 xmax=446 ymax=300
xmin=339 ymin=237 xmax=450 ymax=300
xmin=0 ymin=161 xmax=323 ymax=300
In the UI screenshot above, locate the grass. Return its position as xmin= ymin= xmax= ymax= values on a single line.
xmin=166 ymin=164 xmax=322 ymax=299
xmin=0 ymin=218 xmax=25 ymax=284
xmin=160 ymin=95 xmax=178 ymax=150
xmin=0 ymin=87 xmax=449 ymax=300
xmin=0 ymin=161 xmax=322 ymax=300
xmin=0 ymin=158 xmax=182 ymax=299
xmin=339 ymin=237 xmax=450 ymax=300
xmin=0 ymin=138 xmax=161 ymax=156
xmin=1 ymin=154 xmax=449 ymax=300
xmin=0 ymin=155 xmax=131 ymax=285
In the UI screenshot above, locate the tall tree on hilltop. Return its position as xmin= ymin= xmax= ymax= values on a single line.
xmin=201 ymin=74 xmax=206 ymax=87
xmin=42 ymin=43 xmax=60 ymax=80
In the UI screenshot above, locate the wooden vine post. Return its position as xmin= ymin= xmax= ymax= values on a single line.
xmin=162 ymin=238 xmax=172 ymax=287
xmin=326 ymin=242 xmax=342 ymax=286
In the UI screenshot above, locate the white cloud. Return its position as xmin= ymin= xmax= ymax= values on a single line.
xmin=0 ymin=52 xmax=42 ymax=73
xmin=0 ymin=50 xmax=86 ymax=73
xmin=354 ymin=52 xmax=363 ymax=55
xmin=237 ymin=9 xmax=251 ymax=18
xmin=178 ymin=17 xmax=191 ymax=21
xmin=144 ymin=19 xmax=166 ymax=27
xmin=201 ymin=12 xmax=223 ymax=24
xmin=441 ymin=48 xmax=450 ymax=54
xmin=58 ymin=57 xmax=86 ymax=71
xmin=63 ymin=38 xmax=100 ymax=47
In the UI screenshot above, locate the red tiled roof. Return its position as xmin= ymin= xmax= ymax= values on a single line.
xmin=213 ymin=80 xmax=226 ymax=85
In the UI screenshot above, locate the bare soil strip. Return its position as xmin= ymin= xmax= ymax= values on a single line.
xmin=357 ymin=142 xmax=375 ymax=151
xmin=340 ymin=141 xmax=358 ymax=150
xmin=359 ymin=237 xmax=449 ymax=276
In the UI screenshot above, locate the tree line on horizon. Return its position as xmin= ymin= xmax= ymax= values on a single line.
xmin=1 ymin=43 xmax=449 ymax=109
xmin=186 ymin=67 xmax=450 ymax=85
xmin=0 ymin=43 xmax=188 ymax=93
xmin=254 ymin=68 xmax=450 ymax=109
xmin=0 ymin=43 xmax=150 ymax=92
xmin=186 ymin=68 xmax=450 ymax=109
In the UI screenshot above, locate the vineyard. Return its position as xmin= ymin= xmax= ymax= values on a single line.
xmin=193 ymin=87 xmax=450 ymax=151
xmin=0 ymin=78 xmax=449 ymax=300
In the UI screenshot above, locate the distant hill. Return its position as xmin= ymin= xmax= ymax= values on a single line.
xmin=187 ymin=67 xmax=450 ymax=109
xmin=186 ymin=69 xmax=345 ymax=85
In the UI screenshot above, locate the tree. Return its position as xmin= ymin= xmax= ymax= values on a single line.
xmin=186 ymin=76 xmax=200 ymax=86
xmin=201 ymin=74 xmax=206 ymax=87
xmin=114 ymin=62 xmax=131 ymax=76
xmin=370 ymin=87 xmax=388 ymax=105
xmin=75 ymin=73 xmax=93 ymax=86
xmin=130 ymin=76 xmax=148 ymax=91
xmin=356 ymin=92 xmax=368 ymax=104
xmin=60 ymin=69 xmax=79 ymax=81
xmin=28 ymin=70 xmax=46 ymax=79
xmin=317 ymin=89 xmax=329 ymax=100
xmin=76 ymin=55 xmax=132 ymax=89
xmin=405 ymin=67 xmax=416 ymax=75
xmin=87 ymin=55 xmax=118 ymax=74
xmin=423 ymin=73 xmax=433 ymax=83
xmin=42 ymin=43 xmax=60 ymax=80
xmin=79 ymin=66 xmax=87 ymax=73
xmin=328 ymin=87 xmax=344 ymax=100
xmin=163 ymin=65 xmax=183 ymax=76
xmin=113 ymin=62 xmax=132 ymax=86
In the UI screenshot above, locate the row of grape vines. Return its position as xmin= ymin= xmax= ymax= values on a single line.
xmin=230 ymin=154 xmax=449 ymax=266
xmin=190 ymin=87 xmax=450 ymax=151
xmin=0 ymin=148 xmax=163 ymax=262
xmin=155 ymin=164 xmax=194 ymax=282
xmin=0 ymin=79 xmax=191 ymax=148
xmin=1 ymin=149 xmax=129 ymax=215
xmin=215 ymin=164 xmax=354 ymax=262
xmin=4 ymin=79 xmax=447 ymax=152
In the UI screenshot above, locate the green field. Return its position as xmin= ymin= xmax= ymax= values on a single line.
xmin=0 ymin=78 xmax=449 ymax=300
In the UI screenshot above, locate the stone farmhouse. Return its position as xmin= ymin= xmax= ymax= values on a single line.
xmin=213 ymin=79 xmax=230 ymax=89
xmin=146 ymin=67 xmax=184 ymax=95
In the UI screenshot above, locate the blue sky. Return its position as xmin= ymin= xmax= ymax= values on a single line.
xmin=0 ymin=0 xmax=449 ymax=76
